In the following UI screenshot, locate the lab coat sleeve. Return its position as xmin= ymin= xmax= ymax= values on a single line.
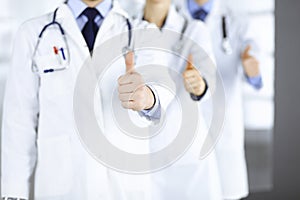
xmin=189 ymin=20 xmax=217 ymax=98
xmin=1 ymin=23 xmax=40 ymax=199
xmin=238 ymin=15 xmax=259 ymax=56
xmin=139 ymin=84 xmax=161 ymax=120
xmin=237 ymin=14 xmax=263 ymax=89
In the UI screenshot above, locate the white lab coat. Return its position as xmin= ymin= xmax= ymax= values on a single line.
xmin=176 ymin=0 xmax=257 ymax=199
xmin=1 ymin=2 xmax=150 ymax=200
xmin=124 ymin=5 xmax=223 ymax=200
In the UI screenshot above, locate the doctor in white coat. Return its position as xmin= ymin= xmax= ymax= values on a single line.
xmin=175 ymin=0 xmax=263 ymax=199
xmin=125 ymin=0 xmax=223 ymax=199
xmin=1 ymin=0 xmax=161 ymax=199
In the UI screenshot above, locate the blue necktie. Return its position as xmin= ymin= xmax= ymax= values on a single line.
xmin=192 ymin=9 xmax=208 ymax=22
xmin=81 ymin=7 xmax=101 ymax=52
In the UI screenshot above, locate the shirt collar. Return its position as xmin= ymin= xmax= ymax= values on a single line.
xmin=68 ymin=0 xmax=112 ymax=19
xmin=188 ymin=0 xmax=214 ymax=15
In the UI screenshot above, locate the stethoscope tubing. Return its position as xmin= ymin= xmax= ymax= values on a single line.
xmin=32 ymin=4 xmax=133 ymax=74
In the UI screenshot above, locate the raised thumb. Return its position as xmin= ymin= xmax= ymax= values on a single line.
xmin=125 ymin=51 xmax=135 ymax=73
xmin=242 ymin=45 xmax=252 ymax=59
xmin=185 ymin=54 xmax=194 ymax=70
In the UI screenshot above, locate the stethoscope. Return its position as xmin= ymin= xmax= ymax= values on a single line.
xmin=32 ymin=1 xmax=133 ymax=74
xmin=176 ymin=4 xmax=233 ymax=55
xmin=172 ymin=16 xmax=189 ymax=53
xmin=221 ymin=15 xmax=232 ymax=55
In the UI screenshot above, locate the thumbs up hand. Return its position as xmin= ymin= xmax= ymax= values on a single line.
xmin=183 ymin=55 xmax=206 ymax=96
xmin=241 ymin=45 xmax=260 ymax=77
xmin=118 ymin=51 xmax=155 ymax=111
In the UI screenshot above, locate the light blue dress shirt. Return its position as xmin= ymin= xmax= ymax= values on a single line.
xmin=188 ymin=0 xmax=214 ymax=15
xmin=68 ymin=0 xmax=112 ymax=30
xmin=187 ymin=0 xmax=262 ymax=89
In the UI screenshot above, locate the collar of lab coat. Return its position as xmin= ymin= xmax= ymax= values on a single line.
xmin=54 ymin=1 xmax=129 ymax=57
xmin=176 ymin=0 xmax=224 ymax=21
xmin=162 ymin=5 xmax=186 ymax=33
xmin=135 ymin=4 xmax=185 ymax=33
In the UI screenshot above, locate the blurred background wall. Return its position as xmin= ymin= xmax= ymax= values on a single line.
xmin=0 ymin=0 xmax=275 ymax=198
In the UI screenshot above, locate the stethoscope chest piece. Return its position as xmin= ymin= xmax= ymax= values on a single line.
xmin=222 ymin=38 xmax=233 ymax=55
xmin=221 ymin=15 xmax=233 ymax=55
xmin=173 ymin=40 xmax=184 ymax=54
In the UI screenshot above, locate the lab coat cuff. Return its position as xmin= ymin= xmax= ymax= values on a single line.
xmin=139 ymin=85 xmax=161 ymax=120
xmin=1 ymin=181 xmax=29 ymax=200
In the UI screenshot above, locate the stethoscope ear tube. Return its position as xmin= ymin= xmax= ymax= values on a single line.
xmin=172 ymin=15 xmax=189 ymax=53
xmin=222 ymin=16 xmax=227 ymax=39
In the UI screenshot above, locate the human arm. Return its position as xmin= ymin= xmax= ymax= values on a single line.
xmin=1 ymin=23 xmax=39 ymax=199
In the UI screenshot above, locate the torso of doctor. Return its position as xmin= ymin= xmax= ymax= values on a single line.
xmin=123 ymin=4 xmax=224 ymax=200
xmin=176 ymin=0 xmax=262 ymax=199
xmin=1 ymin=1 xmax=161 ymax=199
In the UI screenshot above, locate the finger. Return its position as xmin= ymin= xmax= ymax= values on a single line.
xmin=118 ymin=82 xmax=144 ymax=94
xmin=125 ymin=51 xmax=135 ymax=73
xmin=121 ymin=100 xmax=143 ymax=111
xmin=184 ymin=81 xmax=201 ymax=89
xmin=118 ymin=73 xmax=142 ymax=85
xmin=242 ymin=45 xmax=252 ymax=59
xmin=183 ymin=70 xmax=200 ymax=78
xmin=118 ymin=84 xmax=135 ymax=94
xmin=184 ymin=83 xmax=203 ymax=95
xmin=119 ymin=93 xmax=134 ymax=102
xmin=184 ymin=76 xmax=201 ymax=84
xmin=121 ymin=101 xmax=134 ymax=109
xmin=185 ymin=54 xmax=194 ymax=70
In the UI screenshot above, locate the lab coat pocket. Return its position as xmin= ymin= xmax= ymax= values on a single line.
xmin=39 ymin=64 xmax=73 ymax=101
xmin=34 ymin=135 xmax=73 ymax=198
xmin=33 ymin=51 xmax=69 ymax=74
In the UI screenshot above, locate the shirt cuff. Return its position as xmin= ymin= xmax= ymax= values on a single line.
xmin=190 ymin=78 xmax=208 ymax=101
xmin=139 ymin=85 xmax=161 ymax=121
xmin=245 ymin=74 xmax=263 ymax=90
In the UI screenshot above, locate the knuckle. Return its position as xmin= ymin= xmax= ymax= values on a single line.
xmin=118 ymin=86 xmax=123 ymax=93
xmin=121 ymin=102 xmax=127 ymax=109
xmin=117 ymin=76 xmax=123 ymax=84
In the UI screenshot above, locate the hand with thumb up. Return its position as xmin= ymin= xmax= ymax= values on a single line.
xmin=183 ymin=55 xmax=206 ymax=97
xmin=241 ymin=45 xmax=260 ymax=77
xmin=118 ymin=51 xmax=155 ymax=111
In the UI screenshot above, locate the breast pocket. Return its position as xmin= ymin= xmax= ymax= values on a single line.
xmin=33 ymin=48 xmax=69 ymax=74
xmin=34 ymin=135 xmax=73 ymax=198
xmin=38 ymin=62 xmax=73 ymax=101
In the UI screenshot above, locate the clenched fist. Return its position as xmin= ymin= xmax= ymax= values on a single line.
xmin=242 ymin=45 xmax=260 ymax=77
xmin=118 ymin=51 xmax=155 ymax=111
xmin=183 ymin=55 xmax=206 ymax=96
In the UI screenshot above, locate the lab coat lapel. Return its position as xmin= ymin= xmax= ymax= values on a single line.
xmin=178 ymin=0 xmax=192 ymax=20
xmin=205 ymin=0 xmax=223 ymax=25
xmin=163 ymin=5 xmax=185 ymax=33
xmin=56 ymin=3 xmax=90 ymax=58
xmin=93 ymin=1 xmax=129 ymax=49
